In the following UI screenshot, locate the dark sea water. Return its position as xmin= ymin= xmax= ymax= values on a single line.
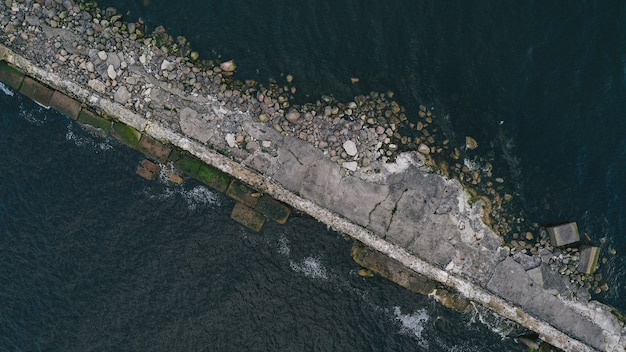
xmin=2 ymin=0 xmax=625 ymax=350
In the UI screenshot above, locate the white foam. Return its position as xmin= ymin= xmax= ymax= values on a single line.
xmin=0 ymin=82 xmax=14 ymax=96
xmin=276 ymin=235 xmax=291 ymax=257
xmin=146 ymin=184 xmax=220 ymax=211
xmin=393 ymin=306 xmax=430 ymax=347
xmin=65 ymin=123 xmax=113 ymax=151
xmin=289 ymin=256 xmax=328 ymax=279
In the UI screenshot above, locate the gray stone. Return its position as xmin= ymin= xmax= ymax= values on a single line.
xmin=97 ymin=50 xmax=107 ymax=60
xmin=106 ymin=65 xmax=117 ymax=80
xmin=512 ymin=252 xmax=541 ymax=270
xmin=342 ymin=140 xmax=357 ymax=156
xmin=179 ymin=107 xmax=215 ymax=143
xmin=87 ymin=79 xmax=106 ymax=94
xmin=106 ymin=52 xmax=120 ymax=69
xmin=342 ymin=161 xmax=358 ymax=171
xmin=113 ymin=86 xmax=131 ymax=105
xmin=85 ymin=61 xmax=95 ymax=72
xmin=285 ymin=109 xmax=300 ymax=123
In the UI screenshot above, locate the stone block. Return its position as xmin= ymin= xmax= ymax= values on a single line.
xmin=111 ymin=122 xmax=141 ymax=148
xmin=231 ymin=202 xmax=265 ymax=232
xmin=577 ymin=246 xmax=600 ymax=275
xmin=196 ymin=164 xmax=232 ymax=192
xmin=255 ymin=195 xmax=291 ymax=224
xmin=173 ymin=154 xmax=203 ymax=177
xmin=137 ymin=134 xmax=172 ymax=162
xmin=77 ymin=108 xmax=111 ymax=132
xmin=136 ymin=159 xmax=161 ymax=180
xmin=546 ymin=222 xmax=580 ymax=247
xmin=19 ymin=76 xmax=54 ymax=107
xmin=0 ymin=61 xmax=25 ymax=89
xmin=226 ymin=180 xmax=260 ymax=207
xmin=49 ymin=90 xmax=81 ymax=120
xmin=351 ymin=243 xmax=436 ymax=296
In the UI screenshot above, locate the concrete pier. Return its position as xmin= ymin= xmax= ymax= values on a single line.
xmin=1 ymin=1 xmax=624 ymax=351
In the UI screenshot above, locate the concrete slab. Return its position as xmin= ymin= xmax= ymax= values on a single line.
xmin=255 ymin=195 xmax=291 ymax=224
xmin=231 ymin=202 xmax=265 ymax=232
xmin=578 ymin=246 xmax=600 ymax=275
xmin=0 ymin=60 xmax=25 ymax=89
xmin=546 ymin=222 xmax=580 ymax=247
xmin=19 ymin=76 xmax=54 ymax=107
xmin=137 ymin=134 xmax=172 ymax=163
xmin=49 ymin=90 xmax=81 ymax=120
xmin=226 ymin=179 xmax=260 ymax=207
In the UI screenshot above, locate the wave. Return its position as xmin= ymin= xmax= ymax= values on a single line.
xmin=0 ymin=82 xmax=14 ymax=96
xmin=289 ymin=256 xmax=328 ymax=280
xmin=393 ymin=306 xmax=430 ymax=348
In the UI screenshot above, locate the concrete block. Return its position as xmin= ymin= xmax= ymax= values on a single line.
xmin=226 ymin=179 xmax=260 ymax=207
xmin=231 ymin=202 xmax=265 ymax=232
xmin=255 ymin=195 xmax=291 ymax=224
xmin=136 ymin=159 xmax=161 ymax=180
xmin=137 ymin=134 xmax=172 ymax=162
xmin=0 ymin=61 xmax=25 ymax=89
xmin=19 ymin=76 xmax=54 ymax=107
xmin=49 ymin=90 xmax=81 ymax=120
xmin=351 ymin=243 xmax=436 ymax=296
xmin=546 ymin=222 xmax=580 ymax=247
xmin=111 ymin=122 xmax=141 ymax=148
xmin=77 ymin=108 xmax=111 ymax=132
xmin=577 ymin=246 xmax=600 ymax=275
xmin=196 ymin=164 xmax=232 ymax=192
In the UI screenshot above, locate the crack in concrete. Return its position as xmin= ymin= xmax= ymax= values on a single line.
xmin=385 ymin=188 xmax=408 ymax=236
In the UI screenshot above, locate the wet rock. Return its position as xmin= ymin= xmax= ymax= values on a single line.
xmin=220 ymin=59 xmax=236 ymax=72
xmin=465 ymin=136 xmax=478 ymax=150
xmin=418 ymin=143 xmax=430 ymax=155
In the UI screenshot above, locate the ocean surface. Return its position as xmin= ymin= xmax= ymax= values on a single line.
xmin=2 ymin=0 xmax=625 ymax=351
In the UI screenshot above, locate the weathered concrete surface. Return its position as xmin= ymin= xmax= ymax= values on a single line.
xmin=1 ymin=7 xmax=624 ymax=351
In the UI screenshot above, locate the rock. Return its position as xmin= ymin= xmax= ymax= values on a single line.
xmin=87 ymin=79 xmax=106 ymax=94
xmin=358 ymin=268 xmax=374 ymax=277
xmin=160 ymin=59 xmax=173 ymax=71
xmin=342 ymin=161 xmax=358 ymax=171
xmin=107 ymin=65 xmax=117 ymax=80
xmin=97 ymin=50 xmax=107 ymax=60
xmin=525 ymin=232 xmax=534 ymax=240
xmin=85 ymin=61 xmax=95 ymax=72
xmin=220 ymin=59 xmax=236 ymax=72
xmin=343 ymin=140 xmax=358 ymax=156
xmin=225 ymin=133 xmax=236 ymax=148
xmin=286 ymin=74 xmax=293 ymax=83
xmin=189 ymin=51 xmax=199 ymax=61
xmin=258 ymin=113 xmax=269 ymax=123
xmin=113 ymin=86 xmax=131 ymax=105
xmin=465 ymin=136 xmax=478 ymax=150
xmin=418 ymin=143 xmax=430 ymax=155
xmin=106 ymin=52 xmax=120 ymax=69
xmin=285 ymin=109 xmax=301 ymax=123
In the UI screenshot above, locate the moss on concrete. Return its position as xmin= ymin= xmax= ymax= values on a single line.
xmin=255 ymin=195 xmax=291 ymax=224
xmin=226 ymin=180 xmax=260 ymax=207
xmin=137 ymin=134 xmax=172 ymax=162
xmin=173 ymin=153 xmax=203 ymax=177
xmin=0 ymin=61 xmax=25 ymax=89
xmin=231 ymin=202 xmax=265 ymax=232
xmin=196 ymin=164 xmax=232 ymax=192
xmin=77 ymin=108 xmax=111 ymax=132
xmin=111 ymin=122 xmax=141 ymax=148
